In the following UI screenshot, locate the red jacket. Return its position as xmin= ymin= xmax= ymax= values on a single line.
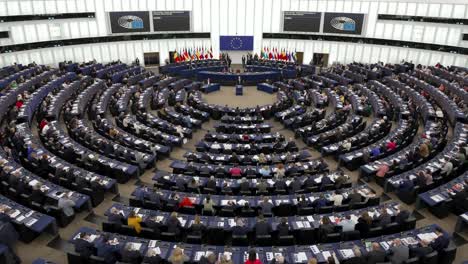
xmin=230 ymin=167 xmax=242 ymax=176
xmin=245 ymin=260 xmax=262 ymax=264
xmin=179 ymin=197 xmax=194 ymax=208
xmin=386 ymin=141 xmax=396 ymax=151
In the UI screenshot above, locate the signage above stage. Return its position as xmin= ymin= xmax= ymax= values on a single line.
xmin=220 ymin=36 xmax=254 ymax=51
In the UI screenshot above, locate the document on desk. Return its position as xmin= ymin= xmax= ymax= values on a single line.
xmin=294 ymin=252 xmax=308 ymax=263
xmin=340 ymin=249 xmax=355 ymax=259
xmin=194 ymin=251 xmax=205 ymax=261
xmin=430 ymin=194 xmax=445 ymax=203
xmin=417 ymin=232 xmax=438 ymax=242
xmin=310 ymin=245 xmax=320 ymax=254
xmin=321 ymin=251 xmax=332 ymax=260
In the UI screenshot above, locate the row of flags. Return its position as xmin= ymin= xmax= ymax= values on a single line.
xmin=173 ymin=47 xmax=213 ymax=62
xmin=260 ymin=47 xmax=297 ymax=62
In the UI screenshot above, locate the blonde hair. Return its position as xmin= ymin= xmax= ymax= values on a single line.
xmin=308 ymin=258 xmax=318 ymax=264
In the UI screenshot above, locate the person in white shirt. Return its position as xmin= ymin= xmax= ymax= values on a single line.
xmin=342 ymin=140 xmax=352 ymax=151
xmin=440 ymin=160 xmax=453 ymax=176
xmin=58 ymin=192 xmax=76 ymax=217
xmin=330 ymin=190 xmax=344 ymax=206
xmin=338 ymin=215 xmax=355 ymax=232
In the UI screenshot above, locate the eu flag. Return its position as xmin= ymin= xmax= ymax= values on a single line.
xmin=220 ymin=36 xmax=254 ymax=51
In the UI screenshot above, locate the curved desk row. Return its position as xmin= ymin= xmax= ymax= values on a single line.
xmin=197 ymin=71 xmax=280 ymax=85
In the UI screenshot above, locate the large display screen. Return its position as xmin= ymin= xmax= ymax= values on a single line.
xmin=220 ymin=36 xmax=254 ymax=51
xmin=109 ymin=11 xmax=151 ymax=33
xmin=152 ymin=11 xmax=191 ymax=32
xmin=283 ymin=12 xmax=321 ymax=32
xmin=323 ymin=12 xmax=365 ymax=35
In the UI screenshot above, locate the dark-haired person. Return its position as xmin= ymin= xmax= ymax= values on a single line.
xmin=429 ymin=227 xmax=450 ymax=252
xmin=245 ymin=249 xmax=262 ymax=264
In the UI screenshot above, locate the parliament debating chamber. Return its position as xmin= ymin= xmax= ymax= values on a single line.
xmin=0 ymin=0 xmax=467 ymax=264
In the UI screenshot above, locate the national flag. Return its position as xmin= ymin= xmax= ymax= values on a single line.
xmin=173 ymin=50 xmax=179 ymax=63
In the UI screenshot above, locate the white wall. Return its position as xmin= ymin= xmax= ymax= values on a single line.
xmin=0 ymin=0 xmax=467 ymax=66
xmin=0 ymin=38 xmax=211 ymax=67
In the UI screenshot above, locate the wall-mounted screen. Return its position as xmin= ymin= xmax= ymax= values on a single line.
xmin=220 ymin=36 xmax=254 ymax=51
xmin=109 ymin=11 xmax=151 ymax=34
xmin=323 ymin=12 xmax=364 ymax=35
xmin=152 ymin=11 xmax=190 ymax=32
xmin=0 ymin=31 xmax=9 ymax=39
xmin=283 ymin=12 xmax=321 ymax=32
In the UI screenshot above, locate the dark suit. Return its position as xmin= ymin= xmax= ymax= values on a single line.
xmin=411 ymin=246 xmax=433 ymax=258
xmin=205 ymin=179 xmax=217 ymax=190
xmin=430 ymin=234 xmax=450 ymax=252
xmin=232 ymin=225 xmax=248 ymax=236
xmin=74 ymin=239 xmax=94 ymax=258
xmin=365 ymin=250 xmax=386 ymax=264
xmin=108 ymin=213 xmax=124 ymax=224
xmin=167 ymin=218 xmax=182 ymax=235
xmin=143 ymin=255 xmax=163 ymax=264
xmin=348 ymin=193 xmax=362 ymax=204
xmin=255 ymin=221 xmax=272 ymax=236
xmin=240 ymin=181 xmax=250 ymax=192
xmin=121 ymin=248 xmax=141 ymax=264
xmin=31 ymin=189 xmax=46 ymax=204
xmin=277 ymin=223 xmax=290 ymax=236
xmin=97 ymin=242 xmax=118 ymax=264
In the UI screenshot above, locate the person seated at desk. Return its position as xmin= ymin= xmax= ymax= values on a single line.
xmin=275 ymin=164 xmax=286 ymax=178
xmin=448 ymin=179 xmax=468 ymax=212
xmin=107 ymin=207 xmax=125 ymax=225
xmin=289 ymin=177 xmax=303 ymax=193
xmin=127 ymin=211 xmax=142 ymax=234
xmin=389 ymin=238 xmax=409 ymax=264
xmin=330 ymin=190 xmax=344 ymax=206
xmin=31 ymin=182 xmax=46 ymax=205
xmin=187 ymin=178 xmax=199 ymax=192
xmin=311 ymin=194 xmax=328 ymax=209
xmin=411 ymin=239 xmax=433 ymax=258
xmin=274 ymin=177 xmax=287 ymax=192
xmin=386 ymin=140 xmax=397 ymax=152
xmin=239 ymin=177 xmax=250 ymax=193
xmin=376 ymin=162 xmax=390 ymax=178
xmin=317 ymin=158 xmax=328 ymax=172
xmin=74 ymin=232 xmax=95 ymax=259
xmin=319 ymin=217 xmax=335 ymax=238
xmin=179 ymin=196 xmax=194 ymax=208
xmin=167 ymin=212 xmax=182 ymax=236
xmin=205 ymin=176 xmax=217 ymax=190
xmin=319 ymin=174 xmax=333 ymax=191
xmin=229 ymin=166 xmax=242 ymax=177
xmin=259 ymin=197 xmax=274 ymax=215
xmin=58 ymin=191 xmax=76 ymax=217
xmin=365 ymin=243 xmax=386 ymax=264
xmin=232 ymin=217 xmax=249 ymax=236
xmin=342 ymin=140 xmax=352 ymax=152
xmin=348 ymin=189 xmax=363 ymax=205
xmin=256 ymin=179 xmax=269 ymax=193
xmin=203 ymin=195 xmax=215 ymax=214
xmin=259 ymin=166 xmax=271 ymax=177
xmin=430 ymin=227 xmax=450 ymax=252
xmin=230 ymin=152 xmax=240 ymax=164
xmin=185 ymin=162 xmax=197 ymax=175
xmin=143 ymin=248 xmax=163 ymax=264
xmin=277 ymin=217 xmax=290 ymax=236
xmin=355 ymin=212 xmax=372 ymax=237
xmin=211 ymin=141 xmax=222 ymax=151
xmin=38 ymin=154 xmax=49 ymax=174
xmin=255 ymin=214 xmax=272 ymax=236
xmin=96 ymin=235 xmax=119 ymax=264
xmin=189 ymin=214 xmax=206 ymax=236
xmin=334 ymin=172 xmax=348 ymax=189
xmin=440 ymin=160 xmax=453 ymax=177
xmin=394 ymin=208 xmax=410 ymax=224
xmin=245 ymin=249 xmax=262 ymax=264
xmin=148 ymin=188 xmax=163 ymax=207
xmin=398 ymin=176 xmax=414 ymax=192
xmin=338 ymin=215 xmax=356 ymax=232
xmin=416 ymin=171 xmax=432 ymax=188
xmin=244 ymin=165 xmax=256 ymax=176
xmin=370 ymin=146 xmax=382 ymax=158
xmin=303 ymin=176 xmax=316 ymax=189
xmin=419 ymin=141 xmax=430 ymax=159
xmin=258 ymin=153 xmax=267 ymax=164
xmin=121 ymin=242 xmax=141 ymax=264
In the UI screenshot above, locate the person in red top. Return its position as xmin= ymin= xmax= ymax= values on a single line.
xmin=386 ymin=140 xmax=397 ymax=151
xmin=15 ymin=100 xmax=23 ymax=109
xmin=229 ymin=166 xmax=242 ymax=177
xmin=179 ymin=197 xmax=194 ymax=208
xmin=39 ymin=119 xmax=48 ymax=130
xmin=244 ymin=249 xmax=262 ymax=264
xmin=242 ymin=134 xmax=250 ymax=141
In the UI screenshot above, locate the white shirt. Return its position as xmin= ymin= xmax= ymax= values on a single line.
xmin=330 ymin=194 xmax=343 ymax=206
